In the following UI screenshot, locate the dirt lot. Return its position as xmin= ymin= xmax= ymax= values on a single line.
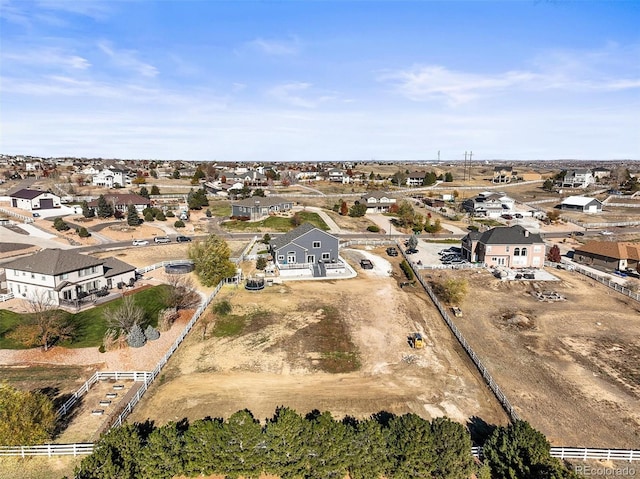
xmin=129 ymin=247 xmax=508 ymax=429
xmin=428 ymin=267 xmax=640 ymax=448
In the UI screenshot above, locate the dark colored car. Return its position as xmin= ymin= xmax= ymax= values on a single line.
xmin=176 ymin=235 xmax=192 ymax=243
xmin=406 ymin=248 xmax=418 ymax=254
xmin=360 ymin=259 xmax=374 ymax=269
xmin=386 ymin=247 xmax=398 ymax=256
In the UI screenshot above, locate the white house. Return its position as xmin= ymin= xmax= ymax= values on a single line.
xmin=92 ymin=168 xmax=131 ymax=188
xmin=561 ymin=169 xmax=594 ymax=188
xmin=406 ymin=171 xmax=427 ymax=187
xmin=560 ymin=196 xmax=603 ymax=213
xmin=10 ymin=189 xmax=61 ymax=211
xmin=3 ymin=249 xmax=136 ymax=306
xmin=356 ymin=192 xmax=397 ymax=213
xmin=462 ymin=192 xmax=515 ymax=218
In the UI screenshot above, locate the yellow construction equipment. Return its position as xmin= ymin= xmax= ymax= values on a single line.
xmin=411 ymin=332 xmax=424 ymax=349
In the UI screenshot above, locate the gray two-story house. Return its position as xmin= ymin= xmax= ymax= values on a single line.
xmin=231 ymin=196 xmax=294 ymax=220
xmin=269 ymin=223 xmax=342 ymax=278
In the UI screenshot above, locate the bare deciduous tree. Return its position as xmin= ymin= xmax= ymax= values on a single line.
xmin=162 ymin=274 xmax=201 ymax=311
xmin=104 ymin=295 xmax=144 ymax=333
xmin=25 ymin=293 xmax=74 ymax=351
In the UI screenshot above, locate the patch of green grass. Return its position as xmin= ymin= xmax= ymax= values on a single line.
xmin=212 ymin=315 xmax=246 ymax=337
xmin=223 ymin=212 xmax=328 ymax=232
xmin=422 ymin=238 xmax=463 ymax=244
xmin=0 ymin=310 xmax=28 ymax=349
xmin=0 ymin=285 xmax=169 ymax=349
xmin=474 ymin=219 xmax=503 ymax=227
xmin=207 ymin=201 xmax=232 ymax=217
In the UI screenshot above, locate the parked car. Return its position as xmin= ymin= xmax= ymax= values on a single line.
xmin=600 ymin=230 xmax=613 ymax=236
xmin=132 ymin=239 xmax=149 ymax=246
xmin=32 ymin=212 xmax=40 ymax=217
xmin=501 ymin=214 xmax=513 ymax=220
xmin=154 ymin=236 xmax=171 ymax=244
xmin=405 ymin=248 xmax=418 ymax=254
xmin=386 ymin=247 xmax=398 ymax=256
xmin=176 ymin=235 xmax=192 ymax=243
xmin=360 ymin=259 xmax=374 ymax=269
xmin=515 ymin=213 xmax=523 ymax=219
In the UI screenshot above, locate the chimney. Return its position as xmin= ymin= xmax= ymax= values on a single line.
xmin=524 ymin=230 xmax=530 ymax=237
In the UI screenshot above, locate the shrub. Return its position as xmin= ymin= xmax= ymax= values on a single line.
xmin=166 ymin=210 xmax=175 ymax=218
xmin=127 ymin=323 xmax=146 ymax=348
xmin=211 ymin=299 xmax=232 ymax=316
xmin=431 ymin=278 xmax=467 ymax=304
xmin=400 ymin=260 xmax=414 ymax=280
xmin=367 ymin=225 xmax=380 ymax=233
xmin=158 ymin=308 xmax=179 ymax=332
xmin=256 ymin=257 xmax=267 ymax=270
xmin=78 ymin=227 xmax=91 ymax=238
xmin=144 ymin=325 xmax=160 ymax=341
xmin=174 ymin=220 xmax=185 ymax=228
xmin=156 ymin=211 xmax=166 ymax=221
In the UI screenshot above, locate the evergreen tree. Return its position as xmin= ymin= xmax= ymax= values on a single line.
xmin=127 ymin=204 xmax=141 ymax=226
xmin=75 ymin=422 xmax=150 ymax=479
xmin=346 ymin=418 xmax=388 ymax=479
xmin=430 ymin=417 xmax=474 ymax=479
xmin=139 ymin=186 xmax=149 ymax=199
xmin=127 ymin=323 xmax=146 ymax=348
xmin=264 ymin=407 xmax=310 ymax=479
xmin=156 ymin=210 xmax=166 ymax=221
xmin=180 ymin=418 xmax=225 ymax=476
xmin=386 ymin=413 xmax=436 ymax=478
xmin=543 ymin=178 xmax=554 ymax=191
xmin=150 ymin=184 xmax=160 ymax=195
xmin=144 ymin=211 xmax=154 ymax=222
xmin=305 ymin=411 xmax=351 ymax=479
xmin=172 ymin=168 xmax=181 ymax=179
xmin=78 ymin=227 xmax=91 ymax=238
xmin=97 ymin=195 xmax=114 ymax=218
xmin=444 ymin=172 xmax=454 ymax=182
xmin=483 ymin=420 xmax=558 ymax=479
xmin=138 ymin=421 xmax=187 ymax=479
xmin=218 ymin=410 xmax=265 ymax=478
xmin=348 ymin=203 xmax=367 ymax=217
xmin=81 ymin=200 xmax=94 ymax=218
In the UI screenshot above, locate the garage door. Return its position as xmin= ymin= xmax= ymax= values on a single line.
xmin=39 ymin=198 xmax=54 ymax=209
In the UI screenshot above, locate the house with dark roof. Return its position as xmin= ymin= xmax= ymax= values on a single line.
xmin=462 ymin=192 xmax=515 ymax=218
xmin=356 ymin=192 xmax=396 ymax=213
xmin=231 ymin=196 xmax=293 ymax=220
xmin=406 ymin=171 xmax=427 ymax=187
xmin=88 ymin=193 xmax=150 ymax=213
xmin=10 ymin=189 xmax=61 ymax=211
xmin=561 ymin=169 xmax=594 ymax=188
xmin=3 ymin=249 xmax=136 ymax=305
xmin=269 ymin=223 xmax=342 ymax=278
xmin=573 ymin=241 xmax=640 ymax=273
xmin=461 ymin=225 xmax=545 ymax=268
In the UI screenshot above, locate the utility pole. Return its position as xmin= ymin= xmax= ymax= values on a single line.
xmin=468 ymin=151 xmax=473 ymax=181
xmin=463 ymin=151 xmax=468 ymax=181
xmin=437 ymin=150 xmax=440 ymax=162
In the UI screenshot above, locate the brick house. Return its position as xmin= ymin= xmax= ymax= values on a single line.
xmin=462 ymin=225 xmax=545 ymax=268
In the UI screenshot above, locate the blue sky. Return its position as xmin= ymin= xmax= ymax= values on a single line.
xmin=1 ymin=0 xmax=639 ymax=162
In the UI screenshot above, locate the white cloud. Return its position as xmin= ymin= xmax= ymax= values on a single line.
xmin=247 ymin=36 xmax=300 ymax=56
xmin=2 ymin=47 xmax=91 ymax=70
xmin=383 ymin=44 xmax=640 ymax=105
xmin=98 ymin=41 xmax=159 ymax=78
xmin=268 ymin=82 xmax=335 ymax=108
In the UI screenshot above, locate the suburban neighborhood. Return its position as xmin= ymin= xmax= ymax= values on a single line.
xmin=0 ymin=155 xmax=639 ymax=478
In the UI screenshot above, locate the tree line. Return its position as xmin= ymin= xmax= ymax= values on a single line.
xmin=72 ymin=408 xmax=579 ymax=479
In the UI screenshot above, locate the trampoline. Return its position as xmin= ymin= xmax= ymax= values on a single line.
xmin=245 ymin=277 xmax=265 ymax=291
xmin=164 ymin=262 xmax=195 ymax=274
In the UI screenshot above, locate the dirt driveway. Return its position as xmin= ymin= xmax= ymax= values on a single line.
xmin=430 ymin=267 xmax=640 ymax=448
xmin=129 ymin=247 xmax=508 ymax=429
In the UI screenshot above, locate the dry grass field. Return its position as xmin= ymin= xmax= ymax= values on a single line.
xmin=427 ymin=268 xmax=640 ymax=448
xmin=128 ymin=247 xmax=508 ymax=429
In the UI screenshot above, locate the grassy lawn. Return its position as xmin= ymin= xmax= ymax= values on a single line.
xmin=0 ymin=285 xmax=169 ymax=349
xmin=206 ymin=200 xmax=232 ymax=217
xmin=223 ymin=212 xmax=329 ymax=232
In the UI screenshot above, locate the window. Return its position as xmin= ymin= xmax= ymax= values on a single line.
xmin=514 ymin=248 xmax=520 ymax=256
xmin=60 ymin=273 xmax=68 ymax=280
xmin=41 ymin=275 xmax=46 ymax=281
xmin=533 ymin=245 xmax=542 ymax=253
xmin=505 ymin=246 xmax=510 ymax=252
xmin=486 ymin=246 xmax=492 ymax=253
xmin=31 ymin=273 xmax=35 ymax=279
xmin=521 ymin=248 xmax=527 ymax=256
xmin=322 ymin=252 xmax=330 ymax=260
xmin=313 ymin=241 xmax=321 ymax=249
xmin=277 ymin=255 xmax=284 ymax=261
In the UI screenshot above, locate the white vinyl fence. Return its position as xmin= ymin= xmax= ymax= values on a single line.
xmin=470 ymin=447 xmax=639 ymax=462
